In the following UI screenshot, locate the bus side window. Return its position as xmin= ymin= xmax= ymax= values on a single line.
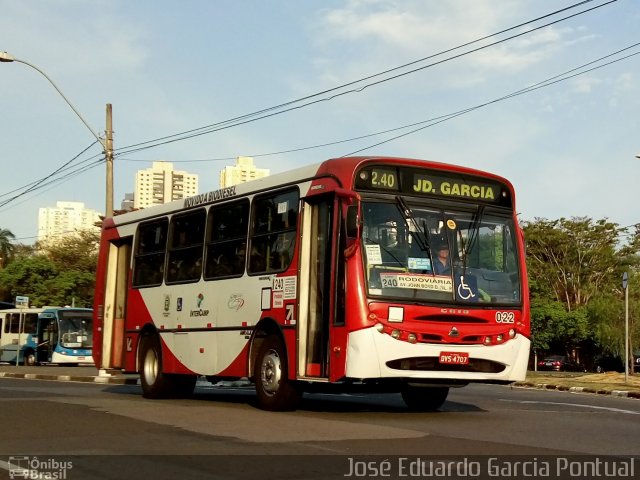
xmin=204 ymin=200 xmax=249 ymax=280
xmin=248 ymin=189 xmax=299 ymax=275
xmin=166 ymin=209 xmax=206 ymax=284
xmin=23 ymin=314 xmax=38 ymax=334
xmin=9 ymin=313 xmax=20 ymax=333
xmin=133 ymin=219 xmax=168 ymax=288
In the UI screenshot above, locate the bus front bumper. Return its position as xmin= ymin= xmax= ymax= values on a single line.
xmin=345 ymin=326 xmax=530 ymax=383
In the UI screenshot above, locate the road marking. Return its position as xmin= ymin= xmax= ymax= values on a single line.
xmin=501 ymin=399 xmax=640 ymax=415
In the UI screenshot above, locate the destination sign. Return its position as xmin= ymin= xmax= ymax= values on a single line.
xmin=354 ymin=165 xmax=511 ymax=207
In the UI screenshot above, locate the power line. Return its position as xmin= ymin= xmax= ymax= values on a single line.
xmin=0 ymin=1 xmax=624 ymax=211
xmin=0 ymin=155 xmax=103 ymax=213
xmin=0 ymin=150 xmax=102 ymax=202
xmin=0 ymin=141 xmax=100 ymax=208
xmin=114 ymin=0 xmax=616 ymax=156
xmin=117 ymin=42 xmax=640 ymax=166
xmin=341 ymin=45 xmax=640 ymax=156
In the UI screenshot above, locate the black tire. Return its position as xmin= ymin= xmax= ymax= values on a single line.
xmin=139 ymin=334 xmax=196 ymax=399
xmin=401 ymin=385 xmax=449 ymax=411
xmin=254 ymin=335 xmax=301 ymax=411
xmin=23 ymin=350 xmax=36 ymax=366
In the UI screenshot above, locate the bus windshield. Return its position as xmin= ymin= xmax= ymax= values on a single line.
xmin=362 ymin=200 xmax=521 ymax=305
xmin=59 ymin=312 xmax=93 ymax=348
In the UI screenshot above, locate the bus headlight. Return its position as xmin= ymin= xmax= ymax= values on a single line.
xmin=407 ymin=333 xmax=417 ymax=344
xmin=391 ymin=329 xmax=400 ymax=339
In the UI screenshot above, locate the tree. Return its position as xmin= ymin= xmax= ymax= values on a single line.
xmin=0 ymin=228 xmax=16 ymax=268
xmin=524 ymin=217 xmax=640 ymax=363
xmin=0 ymin=255 xmax=59 ymax=306
xmin=39 ymin=229 xmax=99 ymax=272
xmin=0 ymin=230 xmax=99 ymax=306
xmin=530 ymin=298 xmax=589 ymax=356
xmin=523 ymin=217 xmax=620 ymax=311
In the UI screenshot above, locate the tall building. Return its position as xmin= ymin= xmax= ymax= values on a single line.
xmin=120 ymin=193 xmax=134 ymax=212
xmin=134 ymin=161 xmax=198 ymax=209
xmin=38 ymin=201 xmax=101 ymax=243
xmin=219 ymin=156 xmax=270 ymax=187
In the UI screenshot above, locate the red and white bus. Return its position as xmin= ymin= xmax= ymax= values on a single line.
xmin=93 ymin=156 xmax=530 ymax=411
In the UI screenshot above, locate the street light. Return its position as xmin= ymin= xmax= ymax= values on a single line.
xmin=0 ymin=51 xmax=114 ymax=217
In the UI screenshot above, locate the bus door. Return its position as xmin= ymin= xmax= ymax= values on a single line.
xmin=36 ymin=315 xmax=57 ymax=363
xmin=298 ymin=194 xmax=347 ymax=381
xmin=101 ymin=239 xmax=132 ymax=369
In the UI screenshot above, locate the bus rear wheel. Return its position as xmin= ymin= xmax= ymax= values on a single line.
xmin=139 ymin=334 xmax=196 ymax=399
xmin=401 ymin=385 xmax=449 ymax=411
xmin=254 ymin=335 xmax=301 ymax=411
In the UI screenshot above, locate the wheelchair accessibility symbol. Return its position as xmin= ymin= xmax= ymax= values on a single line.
xmin=457 ymin=275 xmax=476 ymax=300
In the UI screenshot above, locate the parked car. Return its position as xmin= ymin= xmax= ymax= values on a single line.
xmin=538 ymin=355 xmax=585 ymax=372
xmin=635 ymin=355 xmax=640 ymax=373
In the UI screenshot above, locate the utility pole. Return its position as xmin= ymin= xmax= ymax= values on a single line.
xmin=105 ymin=103 xmax=114 ymax=217
xmin=623 ymin=271 xmax=629 ymax=383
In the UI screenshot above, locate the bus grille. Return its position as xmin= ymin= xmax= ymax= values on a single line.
xmin=386 ymin=357 xmax=506 ymax=373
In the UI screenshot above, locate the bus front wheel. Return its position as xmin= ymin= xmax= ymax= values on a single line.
xmin=401 ymin=385 xmax=449 ymax=411
xmin=139 ymin=334 xmax=196 ymax=399
xmin=254 ymin=335 xmax=301 ymax=411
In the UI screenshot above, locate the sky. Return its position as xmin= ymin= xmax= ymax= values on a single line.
xmin=0 ymin=0 xmax=639 ymax=245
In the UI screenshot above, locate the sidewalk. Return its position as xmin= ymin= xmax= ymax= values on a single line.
xmin=0 ymin=363 xmax=139 ymax=385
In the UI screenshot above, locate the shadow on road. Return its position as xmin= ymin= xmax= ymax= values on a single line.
xmin=102 ymin=383 xmax=485 ymax=414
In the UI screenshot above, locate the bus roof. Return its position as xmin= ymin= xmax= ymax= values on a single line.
xmin=103 ymin=156 xmax=515 ymax=226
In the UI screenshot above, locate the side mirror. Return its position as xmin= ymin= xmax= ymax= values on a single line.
xmin=346 ymin=205 xmax=359 ymax=238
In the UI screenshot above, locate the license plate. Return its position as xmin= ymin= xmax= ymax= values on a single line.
xmin=78 ymin=357 xmax=85 ymax=360
xmin=439 ymin=352 xmax=469 ymax=365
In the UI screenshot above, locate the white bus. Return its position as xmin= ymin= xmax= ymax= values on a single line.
xmin=0 ymin=307 xmax=93 ymax=365
xmin=93 ymin=156 xmax=530 ymax=411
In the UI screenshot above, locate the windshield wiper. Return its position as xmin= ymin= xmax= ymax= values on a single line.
xmin=459 ymin=205 xmax=484 ymax=275
xmin=394 ymin=196 xmax=436 ymax=272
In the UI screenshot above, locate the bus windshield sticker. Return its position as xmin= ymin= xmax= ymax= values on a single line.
xmin=407 ymin=257 xmax=431 ymax=270
xmin=379 ymin=273 xmax=453 ymax=292
xmin=365 ymin=245 xmax=383 ymax=265
xmin=277 ymin=201 xmax=288 ymax=214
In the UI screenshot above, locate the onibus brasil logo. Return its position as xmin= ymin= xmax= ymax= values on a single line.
xmin=8 ymin=456 xmax=73 ymax=479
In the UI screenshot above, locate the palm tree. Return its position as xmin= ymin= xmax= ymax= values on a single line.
xmin=0 ymin=228 xmax=16 ymax=268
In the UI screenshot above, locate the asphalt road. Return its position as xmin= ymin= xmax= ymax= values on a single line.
xmin=0 ymin=375 xmax=637 ymax=479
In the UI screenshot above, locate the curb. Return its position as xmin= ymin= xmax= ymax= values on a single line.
xmin=512 ymin=381 xmax=640 ymax=399
xmin=0 ymin=371 xmax=139 ymax=385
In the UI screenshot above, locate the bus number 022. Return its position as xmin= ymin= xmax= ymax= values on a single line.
xmin=495 ymin=311 xmax=515 ymax=323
